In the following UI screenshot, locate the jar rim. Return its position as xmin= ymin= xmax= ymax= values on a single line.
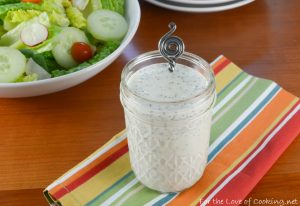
xmin=120 ymin=50 xmax=216 ymax=105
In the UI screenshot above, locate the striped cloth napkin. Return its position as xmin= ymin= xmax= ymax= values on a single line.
xmin=44 ymin=56 xmax=300 ymax=206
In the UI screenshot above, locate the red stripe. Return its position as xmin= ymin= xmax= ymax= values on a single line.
xmin=199 ymin=102 xmax=300 ymax=205
xmin=52 ymin=144 xmax=129 ymax=199
xmin=214 ymin=58 xmax=231 ymax=75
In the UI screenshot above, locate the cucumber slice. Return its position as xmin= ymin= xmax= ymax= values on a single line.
xmin=52 ymin=27 xmax=89 ymax=69
xmin=87 ymin=9 xmax=128 ymax=41
xmin=0 ymin=47 xmax=26 ymax=83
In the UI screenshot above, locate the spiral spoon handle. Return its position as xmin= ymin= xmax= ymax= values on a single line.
xmin=158 ymin=22 xmax=185 ymax=72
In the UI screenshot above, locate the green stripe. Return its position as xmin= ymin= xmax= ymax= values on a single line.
xmin=215 ymin=72 xmax=248 ymax=105
xmin=213 ymin=77 xmax=258 ymax=118
xmin=87 ymin=172 xmax=135 ymax=206
xmin=118 ymin=187 xmax=161 ymax=206
xmin=111 ymin=182 xmax=143 ymax=205
xmin=210 ymin=78 xmax=273 ymax=143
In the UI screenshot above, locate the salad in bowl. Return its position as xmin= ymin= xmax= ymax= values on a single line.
xmin=0 ymin=0 xmax=129 ymax=83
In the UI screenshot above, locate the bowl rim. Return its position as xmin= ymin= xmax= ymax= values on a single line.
xmin=0 ymin=0 xmax=141 ymax=88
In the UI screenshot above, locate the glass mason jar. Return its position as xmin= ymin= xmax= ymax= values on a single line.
xmin=120 ymin=51 xmax=216 ymax=193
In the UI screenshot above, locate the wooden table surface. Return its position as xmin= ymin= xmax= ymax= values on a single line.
xmin=0 ymin=0 xmax=299 ymax=205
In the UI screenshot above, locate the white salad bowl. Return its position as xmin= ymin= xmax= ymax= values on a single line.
xmin=0 ymin=0 xmax=141 ymax=98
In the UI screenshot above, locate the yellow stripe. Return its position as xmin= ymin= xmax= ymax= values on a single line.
xmin=215 ymin=63 xmax=242 ymax=93
xmin=59 ymin=192 xmax=82 ymax=206
xmin=60 ymin=153 xmax=131 ymax=205
xmin=189 ymin=98 xmax=298 ymax=206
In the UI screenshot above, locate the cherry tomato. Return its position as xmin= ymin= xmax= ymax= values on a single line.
xmin=21 ymin=0 xmax=41 ymax=3
xmin=71 ymin=42 xmax=93 ymax=63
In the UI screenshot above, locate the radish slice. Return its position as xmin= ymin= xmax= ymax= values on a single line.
xmin=21 ymin=23 xmax=48 ymax=47
xmin=26 ymin=58 xmax=51 ymax=80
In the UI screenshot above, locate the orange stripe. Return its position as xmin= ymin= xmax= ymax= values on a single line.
xmin=214 ymin=58 xmax=231 ymax=75
xmin=212 ymin=56 xmax=227 ymax=70
xmin=168 ymin=90 xmax=297 ymax=206
xmin=49 ymin=138 xmax=128 ymax=194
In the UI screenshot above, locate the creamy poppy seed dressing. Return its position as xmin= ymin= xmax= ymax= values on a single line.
xmin=128 ymin=63 xmax=208 ymax=102
xmin=121 ymin=62 xmax=215 ymax=192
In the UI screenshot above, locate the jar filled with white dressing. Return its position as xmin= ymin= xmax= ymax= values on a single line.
xmin=120 ymin=23 xmax=216 ymax=193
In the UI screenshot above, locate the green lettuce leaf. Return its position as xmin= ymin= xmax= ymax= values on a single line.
xmin=83 ymin=0 xmax=124 ymax=15
xmin=3 ymin=9 xmax=41 ymax=30
xmin=41 ymin=0 xmax=69 ymax=26
xmin=0 ymin=0 xmax=20 ymax=5
xmin=41 ymin=0 xmax=65 ymax=14
xmin=49 ymin=11 xmax=69 ymax=27
xmin=20 ymin=49 xmax=64 ymax=73
xmin=51 ymin=40 xmax=120 ymax=77
xmin=88 ymin=40 xmax=120 ymax=64
xmin=90 ymin=0 xmax=102 ymax=10
xmin=100 ymin=0 xmax=124 ymax=15
xmin=0 ymin=24 xmax=5 ymax=36
xmin=66 ymin=6 xmax=86 ymax=29
xmin=62 ymin=0 xmax=71 ymax=8
xmin=0 ymin=3 xmax=41 ymax=19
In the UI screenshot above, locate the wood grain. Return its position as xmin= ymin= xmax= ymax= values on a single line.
xmin=0 ymin=0 xmax=299 ymax=205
